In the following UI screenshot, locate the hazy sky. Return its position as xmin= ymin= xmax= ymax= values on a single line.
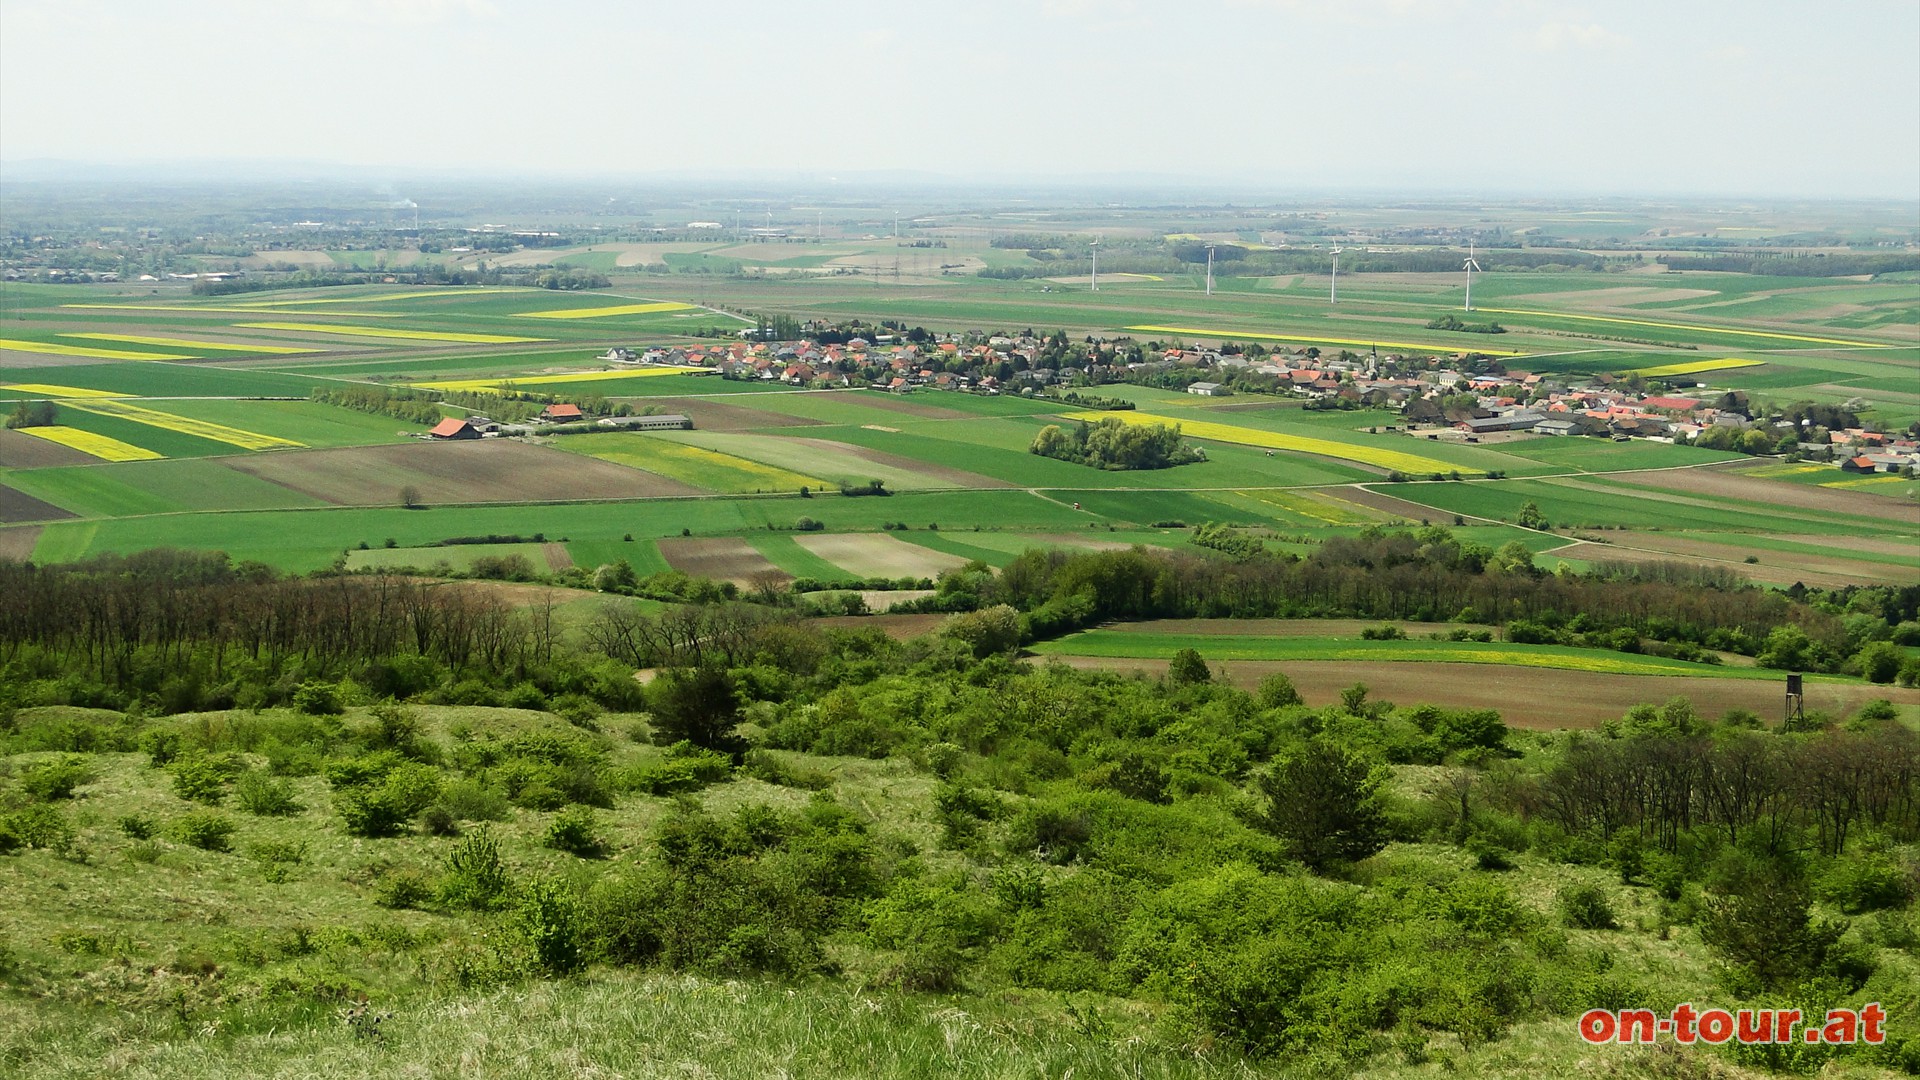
xmin=3 ymin=0 xmax=1916 ymax=199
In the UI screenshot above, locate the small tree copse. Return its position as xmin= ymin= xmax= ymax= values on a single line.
xmin=1167 ymin=648 xmax=1210 ymax=686
xmin=1254 ymin=739 xmax=1388 ymax=872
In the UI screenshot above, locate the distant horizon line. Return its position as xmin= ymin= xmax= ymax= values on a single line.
xmin=2 ymin=157 xmax=1916 ymax=206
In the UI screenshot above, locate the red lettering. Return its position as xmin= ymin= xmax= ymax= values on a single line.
xmin=1698 ymin=1009 xmax=1735 ymax=1044
xmin=1618 ymin=1009 xmax=1657 ymax=1044
xmin=1822 ymin=1010 xmax=1857 ymax=1045
xmin=1775 ymin=1009 xmax=1802 ymax=1043
xmin=1579 ymin=1009 xmax=1616 ymax=1044
xmin=1861 ymin=1003 xmax=1886 ymax=1045
xmin=1737 ymin=1010 xmax=1772 ymax=1043
xmin=1671 ymin=1003 xmax=1699 ymax=1044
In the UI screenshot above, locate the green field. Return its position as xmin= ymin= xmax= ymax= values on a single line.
xmin=744 ymin=533 xmax=858 ymax=580
xmin=28 ymin=489 xmax=1101 ymax=570
xmin=138 ymin=399 xmax=428 ymax=447
xmin=344 ymin=541 xmax=559 ymax=573
xmin=1372 ymin=477 xmax=1897 ymax=536
xmin=1032 ymin=629 xmax=1787 ymax=678
xmin=3 ymin=459 xmax=326 ymax=517
xmin=553 ymin=433 xmax=823 ymax=494
xmin=0 ymin=362 xmax=327 ymax=399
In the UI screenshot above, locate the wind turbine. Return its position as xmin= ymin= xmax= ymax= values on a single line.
xmin=1463 ymin=240 xmax=1482 ymax=312
xmin=1329 ymin=246 xmax=1342 ymax=304
xmin=1089 ymin=238 xmax=1099 ymax=291
xmin=1205 ymin=244 xmax=1215 ymax=296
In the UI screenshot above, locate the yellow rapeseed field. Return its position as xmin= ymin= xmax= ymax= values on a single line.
xmin=1126 ymin=324 xmax=1529 ymax=357
xmin=0 ymin=338 xmax=195 ymax=361
xmin=1473 ymin=308 xmax=1891 ymax=348
xmin=1233 ymin=489 xmax=1374 ymax=525
xmin=1627 ymin=357 xmax=1765 ymax=378
xmin=60 ymin=333 xmax=315 ymax=355
xmin=59 ymin=400 xmax=303 ymax=451
xmin=233 ymin=323 xmax=547 ymax=344
xmin=1 ymin=384 xmax=132 ymax=399
xmin=1063 ymin=410 xmax=1464 ymax=474
xmin=414 ymin=368 xmax=701 ymax=393
xmin=16 ymin=425 xmax=163 ymax=461
xmin=515 ymin=302 xmax=698 ymax=320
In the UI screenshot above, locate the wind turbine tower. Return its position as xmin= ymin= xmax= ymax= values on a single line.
xmin=1089 ymin=239 xmax=1099 ymax=291
xmin=1205 ymin=244 xmax=1215 ymax=296
xmin=1463 ymin=240 xmax=1482 ymax=312
xmin=1329 ymin=247 xmax=1342 ymax=304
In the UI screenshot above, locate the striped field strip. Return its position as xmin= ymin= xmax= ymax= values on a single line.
xmin=413 ymin=368 xmax=702 ymax=392
xmin=2 ymin=384 xmax=134 ymax=398
xmin=58 ymin=399 xmax=303 ymax=451
xmin=230 ymin=288 xmax=522 ymax=306
xmin=1125 ymin=324 xmax=1529 ymax=357
xmin=0 ymin=338 xmax=195 ymax=361
xmin=63 ymin=305 xmax=406 ymax=317
xmin=15 ymin=425 xmax=163 ymax=461
xmin=515 ymin=301 xmax=697 ymax=320
xmin=1063 ymin=409 xmax=1463 ymax=475
xmin=233 ymin=322 xmax=547 ymax=344
xmin=60 ymin=333 xmax=315 ymax=355
xmin=1474 ymin=307 xmax=1893 ymax=348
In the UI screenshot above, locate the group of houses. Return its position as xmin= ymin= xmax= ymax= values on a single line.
xmin=439 ymin=331 xmax=1913 ymax=475
xmin=427 ymin=401 xmax=692 ymax=441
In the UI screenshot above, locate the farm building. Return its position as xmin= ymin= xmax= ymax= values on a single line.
xmin=428 ymin=418 xmax=482 ymax=440
xmin=1187 ymin=381 xmax=1227 ymax=396
xmin=1457 ymin=411 xmax=1544 ymax=434
xmin=1534 ymin=419 xmax=1581 ymax=437
xmin=542 ymin=403 xmax=585 ymax=421
xmin=597 ymin=414 xmax=692 ymax=431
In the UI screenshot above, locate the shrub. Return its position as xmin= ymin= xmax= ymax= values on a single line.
xmin=250 ymin=839 xmax=307 ymax=882
xmin=1558 ymin=884 xmax=1618 ymax=929
xmin=119 ymin=814 xmax=158 ymax=840
xmin=544 ymin=806 xmax=609 ymax=859
xmin=1817 ymin=853 xmax=1912 ymax=914
xmin=293 ymin=681 xmax=344 ymax=716
xmin=794 ymin=517 xmax=824 ymax=532
xmin=418 ymin=804 xmax=460 ymax=837
xmin=1253 ymin=740 xmax=1387 ymax=872
xmin=1167 ymin=648 xmax=1210 ymax=686
xmin=435 ymin=778 xmax=511 ymax=822
xmin=1 ymin=805 xmax=74 ymax=853
xmin=331 ymin=758 xmax=443 ymax=838
xmin=171 ymin=811 xmax=237 ymax=853
xmin=1701 ymin=856 xmax=1844 ymax=988
xmin=624 ymin=741 xmax=733 ymax=795
xmin=19 ymin=757 xmax=92 ymax=800
xmin=139 ymin=728 xmax=184 ymax=768
xmin=1255 ymin=672 xmax=1302 ymax=709
xmin=513 ymin=876 xmax=588 ymax=977
xmin=933 ymin=783 xmax=1000 ymax=849
xmin=1005 ymin=803 xmax=1093 ymax=865
xmin=741 ymin=750 xmax=833 ymax=791
xmin=171 ymin=753 xmax=247 ymax=805
xmin=440 ymin=830 xmax=513 ymax=911
xmin=373 ymin=866 xmax=436 ymax=910
xmin=234 ymin=771 xmax=304 ymax=816
xmin=1360 ymin=623 xmax=1407 ymax=641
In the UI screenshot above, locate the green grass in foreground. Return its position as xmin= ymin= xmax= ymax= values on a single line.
xmin=1030 ymin=631 xmax=1787 ymax=678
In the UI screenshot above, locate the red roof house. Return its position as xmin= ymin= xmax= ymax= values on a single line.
xmin=542 ymin=403 xmax=585 ymax=421
xmin=429 ymin=418 xmax=480 ymax=440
